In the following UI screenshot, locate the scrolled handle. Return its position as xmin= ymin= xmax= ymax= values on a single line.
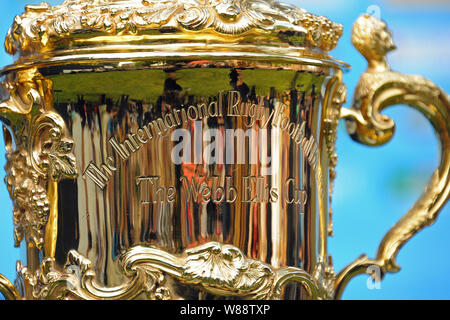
xmin=334 ymin=14 xmax=450 ymax=299
xmin=0 ymin=273 xmax=21 ymax=300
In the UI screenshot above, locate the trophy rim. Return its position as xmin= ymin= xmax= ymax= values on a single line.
xmin=4 ymin=0 xmax=346 ymax=63
xmin=0 ymin=44 xmax=350 ymax=75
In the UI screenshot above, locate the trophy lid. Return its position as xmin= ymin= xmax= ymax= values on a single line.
xmin=3 ymin=0 xmax=348 ymax=72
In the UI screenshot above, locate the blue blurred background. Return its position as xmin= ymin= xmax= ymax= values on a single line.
xmin=0 ymin=0 xmax=449 ymax=300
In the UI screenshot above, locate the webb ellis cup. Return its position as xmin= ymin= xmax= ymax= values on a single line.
xmin=0 ymin=0 xmax=448 ymax=300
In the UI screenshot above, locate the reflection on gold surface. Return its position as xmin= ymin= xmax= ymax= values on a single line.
xmin=1 ymin=0 xmax=447 ymax=301
xmin=0 ymin=56 xmax=342 ymax=299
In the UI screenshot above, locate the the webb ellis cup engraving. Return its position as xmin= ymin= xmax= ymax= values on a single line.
xmin=84 ymin=89 xmax=316 ymax=209
xmin=0 ymin=0 xmax=448 ymax=300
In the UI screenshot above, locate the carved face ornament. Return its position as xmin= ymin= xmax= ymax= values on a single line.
xmin=378 ymin=22 xmax=396 ymax=53
xmin=209 ymin=0 xmax=241 ymax=22
xmin=352 ymin=14 xmax=397 ymax=62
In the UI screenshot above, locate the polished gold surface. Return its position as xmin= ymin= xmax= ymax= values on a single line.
xmin=5 ymin=0 xmax=343 ymax=56
xmin=1 ymin=0 xmax=348 ymax=75
xmin=16 ymin=242 xmax=335 ymax=300
xmin=0 ymin=1 xmax=448 ymax=300
xmin=2 ymin=60 xmax=340 ymax=300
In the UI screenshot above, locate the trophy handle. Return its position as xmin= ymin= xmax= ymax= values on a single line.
xmin=334 ymin=14 xmax=450 ymax=299
xmin=0 ymin=273 xmax=20 ymax=300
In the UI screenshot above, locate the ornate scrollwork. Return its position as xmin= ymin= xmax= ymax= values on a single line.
xmin=5 ymin=0 xmax=343 ymax=56
xmin=16 ymin=242 xmax=334 ymax=300
xmin=1 ymin=68 xmax=77 ymax=249
xmin=29 ymin=112 xmax=77 ymax=180
xmin=323 ymin=76 xmax=347 ymax=236
xmin=181 ymin=242 xmax=275 ymax=298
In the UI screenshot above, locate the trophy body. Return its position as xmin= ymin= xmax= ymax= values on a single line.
xmin=0 ymin=0 xmax=448 ymax=300
xmin=6 ymin=59 xmax=344 ymax=300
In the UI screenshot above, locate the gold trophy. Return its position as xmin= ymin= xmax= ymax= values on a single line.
xmin=0 ymin=0 xmax=448 ymax=300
